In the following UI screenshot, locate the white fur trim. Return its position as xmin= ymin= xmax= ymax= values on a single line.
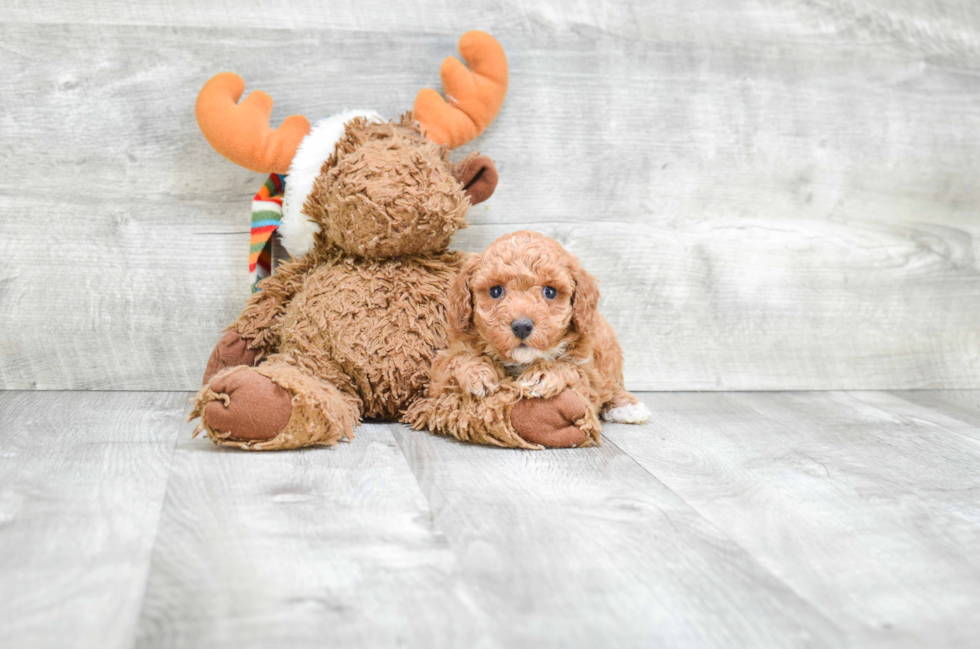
xmin=602 ymin=402 xmax=652 ymax=424
xmin=279 ymin=109 xmax=382 ymax=257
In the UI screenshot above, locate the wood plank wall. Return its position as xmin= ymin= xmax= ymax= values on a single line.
xmin=1 ymin=0 xmax=978 ymax=390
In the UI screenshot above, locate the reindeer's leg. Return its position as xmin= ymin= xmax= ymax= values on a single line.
xmin=404 ymin=382 xmax=535 ymax=449
xmin=404 ymin=383 xmax=600 ymax=450
xmin=510 ymin=389 xmax=601 ymax=448
xmin=510 ymin=361 xmax=603 ymax=447
xmin=190 ymin=355 xmax=361 ymax=451
xmin=202 ymin=331 xmax=260 ymax=385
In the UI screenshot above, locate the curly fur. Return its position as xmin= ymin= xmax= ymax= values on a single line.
xmin=309 ymin=116 xmax=471 ymax=258
xmin=405 ymin=231 xmax=647 ymax=449
xmin=405 ymin=381 xmax=543 ymax=449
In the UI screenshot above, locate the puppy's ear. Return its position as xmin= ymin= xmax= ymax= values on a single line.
xmin=447 ymin=254 xmax=480 ymax=334
xmin=571 ymin=263 xmax=600 ymax=337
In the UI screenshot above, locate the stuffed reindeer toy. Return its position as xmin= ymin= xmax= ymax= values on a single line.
xmin=191 ymin=32 xmax=605 ymax=450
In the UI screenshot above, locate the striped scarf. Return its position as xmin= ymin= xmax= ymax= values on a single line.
xmin=250 ymin=174 xmax=285 ymax=292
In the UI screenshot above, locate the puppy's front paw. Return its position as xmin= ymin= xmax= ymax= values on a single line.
xmin=518 ymin=368 xmax=568 ymax=399
xmin=459 ymin=365 xmax=500 ymax=398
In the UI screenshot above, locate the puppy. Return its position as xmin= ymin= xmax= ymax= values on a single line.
xmin=428 ymin=231 xmax=651 ymax=436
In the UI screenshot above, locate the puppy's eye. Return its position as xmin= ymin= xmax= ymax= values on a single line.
xmin=489 ymin=286 xmax=504 ymax=299
xmin=543 ymin=286 xmax=558 ymax=300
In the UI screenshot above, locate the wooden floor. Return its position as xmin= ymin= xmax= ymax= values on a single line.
xmin=0 ymin=391 xmax=977 ymax=647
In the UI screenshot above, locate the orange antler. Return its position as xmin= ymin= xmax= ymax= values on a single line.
xmin=195 ymin=73 xmax=311 ymax=174
xmin=414 ymin=31 xmax=508 ymax=149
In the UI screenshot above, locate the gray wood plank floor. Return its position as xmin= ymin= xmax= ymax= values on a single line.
xmin=2 ymin=390 xmax=979 ymax=647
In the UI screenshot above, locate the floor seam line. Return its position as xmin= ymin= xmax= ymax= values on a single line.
xmin=126 ymin=391 xmax=194 ymax=649
xmin=875 ymin=391 xmax=980 ymax=449
xmin=602 ymin=429 xmax=850 ymax=639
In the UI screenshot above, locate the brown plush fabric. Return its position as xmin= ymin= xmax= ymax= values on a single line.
xmin=264 ymin=249 xmax=465 ymax=420
xmin=189 ymin=117 xmax=485 ymax=450
xmin=199 ymin=366 xmax=292 ymax=441
xmin=228 ymin=252 xmax=319 ymax=355
xmin=191 ymin=361 xmax=361 ymax=451
xmin=309 ymin=117 xmax=470 ymax=259
xmin=452 ymin=154 xmax=498 ymax=205
xmin=202 ymin=330 xmax=260 ymax=385
xmin=404 ymin=381 xmax=542 ymax=450
xmin=510 ymin=389 xmax=597 ymax=448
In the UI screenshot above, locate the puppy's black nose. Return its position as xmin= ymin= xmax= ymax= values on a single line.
xmin=511 ymin=318 xmax=534 ymax=340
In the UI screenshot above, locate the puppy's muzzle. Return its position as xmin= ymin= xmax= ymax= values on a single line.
xmin=511 ymin=318 xmax=534 ymax=340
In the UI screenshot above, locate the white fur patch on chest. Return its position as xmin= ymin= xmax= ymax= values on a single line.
xmin=501 ymin=342 xmax=569 ymax=378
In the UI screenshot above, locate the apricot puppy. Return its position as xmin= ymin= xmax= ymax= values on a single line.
xmin=425 ymin=231 xmax=650 ymax=447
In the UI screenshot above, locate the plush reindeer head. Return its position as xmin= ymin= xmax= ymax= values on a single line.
xmin=195 ymin=31 xmax=508 ymax=260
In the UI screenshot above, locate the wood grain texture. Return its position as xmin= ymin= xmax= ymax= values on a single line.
xmin=2 ymin=1 xmax=980 ymax=390
xmin=389 ymin=423 xmax=844 ymax=647
xmin=135 ymin=420 xmax=490 ymax=649
xmin=605 ymin=391 xmax=980 ymax=647
xmin=888 ymin=389 xmax=980 ymax=437
xmin=3 ymin=389 xmax=980 ymax=646
xmin=0 ymin=391 xmax=185 ymax=649
xmin=6 ymin=0 xmax=980 ymax=52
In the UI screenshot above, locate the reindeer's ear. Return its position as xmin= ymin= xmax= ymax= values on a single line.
xmin=447 ymin=254 xmax=480 ymax=334
xmin=571 ymin=263 xmax=600 ymax=338
xmin=452 ymin=154 xmax=498 ymax=205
